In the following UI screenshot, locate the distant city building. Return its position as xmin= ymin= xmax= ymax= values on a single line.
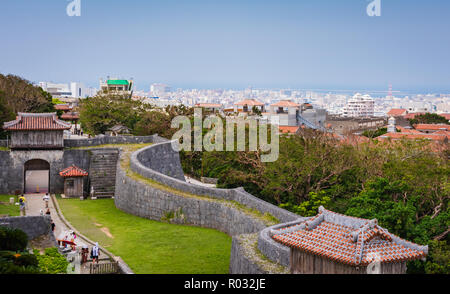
xmin=269 ymin=100 xmax=301 ymax=126
xmin=99 ymin=78 xmax=133 ymax=96
xmin=343 ymin=93 xmax=375 ymax=118
xmin=39 ymin=81 xmax=96 ymax=98
xmin=194 ymin=103 xmax=223 ymax=112
xmin=233 ymin=99 xmax=265 ymax=114
xmin=325 ymin=115 xmax=386 ymax=135
xmin=39 ymin=82 xmax=72 ymax=98
xmin=387 ymin=117 xmax=396 ymax=133
xmin=387 ymin=108 xmax=408 ymax=117
xmin=150 ymin=83 xmax=171 ymax=96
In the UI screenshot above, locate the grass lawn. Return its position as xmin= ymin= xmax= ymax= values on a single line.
xmin=57 ymin=197 xmax=232 ymax=274
xmin=0 ymin=195 xmax=19 ymax=216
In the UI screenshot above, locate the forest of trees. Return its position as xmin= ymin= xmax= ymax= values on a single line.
xmin=0 ymin=74 xmax=56 ymax=138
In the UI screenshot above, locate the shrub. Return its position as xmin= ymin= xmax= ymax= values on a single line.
xmin=0 ymin=226 xmax=28 ymax=251
xmin=0 ymin=251 xmax=40 ymax=274
xmin=36 ymin=248 xmax=69 ymax=274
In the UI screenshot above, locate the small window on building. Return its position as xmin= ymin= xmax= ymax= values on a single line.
xmin=67 ymin=179 xmax=74 ymax=188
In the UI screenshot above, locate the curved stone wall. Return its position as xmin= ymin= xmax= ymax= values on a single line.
xmin=64 ymin=134 xmax=164 ymax=148
xmin=257 ymin=219 xmax=309 ymax=267
xmin=114 ymin=137 xmax=301 ymax=273
xmin=130 ymin=140 xmax=299 ymax=224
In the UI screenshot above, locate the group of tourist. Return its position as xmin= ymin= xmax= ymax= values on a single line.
xmin=20 ymin=191 xmax=101 ymax=268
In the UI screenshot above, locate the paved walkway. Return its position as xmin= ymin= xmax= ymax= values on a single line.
xmin=24 ymin=194 xmax=106 ymax=274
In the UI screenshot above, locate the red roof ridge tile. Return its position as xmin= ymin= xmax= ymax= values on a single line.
xmin=59 ymin=165 xmax=88 ymax=177
xmin=271 ymin=206 xmax=428 ymax=266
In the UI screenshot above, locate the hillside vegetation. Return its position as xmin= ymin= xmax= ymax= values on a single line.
xmin=0 ymin=74 xmax=56 ymax=138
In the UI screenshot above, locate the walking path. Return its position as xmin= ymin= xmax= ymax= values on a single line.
xmin=24 ymin=194 xmax=106 ymax=274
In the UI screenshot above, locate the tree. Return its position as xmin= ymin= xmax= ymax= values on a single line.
xmin=0 ymin=74 xmax=55 ymax=114
xmin=409 ymin=113 xmax=450 ymax=126
xmin=0 ymin=91 xmax=16 ymax=139
xmin=78 ymin=94 xmax=150 ymax=135
xmin=134 ymin=110 xmax=175 ymax=139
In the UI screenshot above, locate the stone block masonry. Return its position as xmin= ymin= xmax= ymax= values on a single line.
xmin=89 ymin=149 xmax=119 ymax=197
xmin=0 ymin=215 xmax=56 ymax=243
xmin=114 ymin=137 xmax=301 ymax=274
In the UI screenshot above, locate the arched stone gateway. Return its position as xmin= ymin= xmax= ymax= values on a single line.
xmin=24 ymin=159 xmax=50 ymax=194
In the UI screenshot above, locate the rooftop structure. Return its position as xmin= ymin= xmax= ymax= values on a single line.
xmin=414 ymin=124 xmax=450 ymax=133
xmin=3 ymin=112 xmax=71 ymax=131
xmin=60 ymin=165 xmax=88 ymax=198
xmin=271 ymin=206 xmax=428 ymax=274
xmin=234 ymin=99 xmax=265 ymax=114
xmin=387 ymin=108 xmax=408 ymax=117
xmin=99 ymin=78 xmax=133 ymax=96
xmin=59 ymin=165 xmax=89 ymax=178
xmin=3 ymin=112 xmax=71 ymax=150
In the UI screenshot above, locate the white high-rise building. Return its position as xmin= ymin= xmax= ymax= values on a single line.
xmin=150 ymin=83 xmax=171 ymax=96
xmin=39 ymin=81 xmax=95 ymax=98
xmin=343 ymin=93 xmax=375 ymax=117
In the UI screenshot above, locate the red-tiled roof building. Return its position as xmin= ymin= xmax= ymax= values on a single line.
xmin=234 ymin=99 xmax=265 ymax=114
xmin=59 ymin=165 xmax=88 ymax=198
xmin=387 ymin=109 xmax=408 ymax=117
xmin=413 ymin=124 xmax=450 ymax=133
xmin=3 ymin=112 xmax=71 ymax=150
xmin=194 ymin=103 xmax=223 ymax=112
xmin=271 ymin=206 xmax=428 ymax=274
xmin=278 ymin=126 xmax=300 ymax=135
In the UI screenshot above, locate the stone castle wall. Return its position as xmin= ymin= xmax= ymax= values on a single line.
xmin=64 ymin=134 xmax=162 ymax=148
xmin=115 ymin=138 xmax=300 ymax=273
xmin=0 ymin=135 xmax=160 ymax=195
xmin=0 ymin=215 xmax=56 ymax=243
xmin=0 ymin=134 xmax=299 ymax=273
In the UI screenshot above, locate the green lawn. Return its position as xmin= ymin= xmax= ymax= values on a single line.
xmin=57 ymin=198 xmax=232 ymax=274
xmin=0 ymin=195 xmax=19 ymax=216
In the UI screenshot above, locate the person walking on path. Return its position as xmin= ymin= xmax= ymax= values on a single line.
xmin=51 ymin=220 xmax=55 ymax=232
xmin=91 ymin=242 xmax=100 ymax=267
xmin=45 ymin=208 xmax=51 ymax=216
xmin=19 ymin=195 xmax=26 ymax=216
xmin=43 ymin=193 xmax=50 ymax=208
xmin=81 ymin=245 xmax=89 ymax=264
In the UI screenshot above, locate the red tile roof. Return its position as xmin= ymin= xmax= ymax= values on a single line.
xmin=194 ymin=103 xmax=222 ymax=108
xmin=403 ymin=112 xmax=426 ymax=119
xmin=387 ymin=109 xmax=407 ymax=116
xmin=271 ymin=100 xmax=300 ymax=107
xmin=271 ymin=207 xmax=428 ymax=266
xmin=54 ymin=104 xmax=72 ymax=111
xmin=59 ymin=165 xmax=88 ymax=178
xmin=279 ymin=126 xmax=300 ymax=134
xmin=60 ymin=112 xmax=80 ymax=120
xmin=377 ymin=132 xmax=448 ymax=142
xmin=414 ymin=124 xmax=450 ymax=131
xmin=434 ymin=130 xmax=450 ymax=139
xmin=439 ymin=113 xmax=450 ymax=120
xmin=396 ymin=126 xmax=422 ymax=134
xmin=3 ymin=113 xmax=71 ymax=131
xmin=234 ymin=99 xmax=264 ymax=106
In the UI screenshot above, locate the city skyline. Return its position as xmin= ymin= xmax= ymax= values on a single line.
xmin=1 ymin=0 xmax=450 ymax=92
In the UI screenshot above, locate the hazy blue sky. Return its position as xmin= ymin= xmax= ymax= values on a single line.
xmin=0 ymin=0 xmax=449 ymax=92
